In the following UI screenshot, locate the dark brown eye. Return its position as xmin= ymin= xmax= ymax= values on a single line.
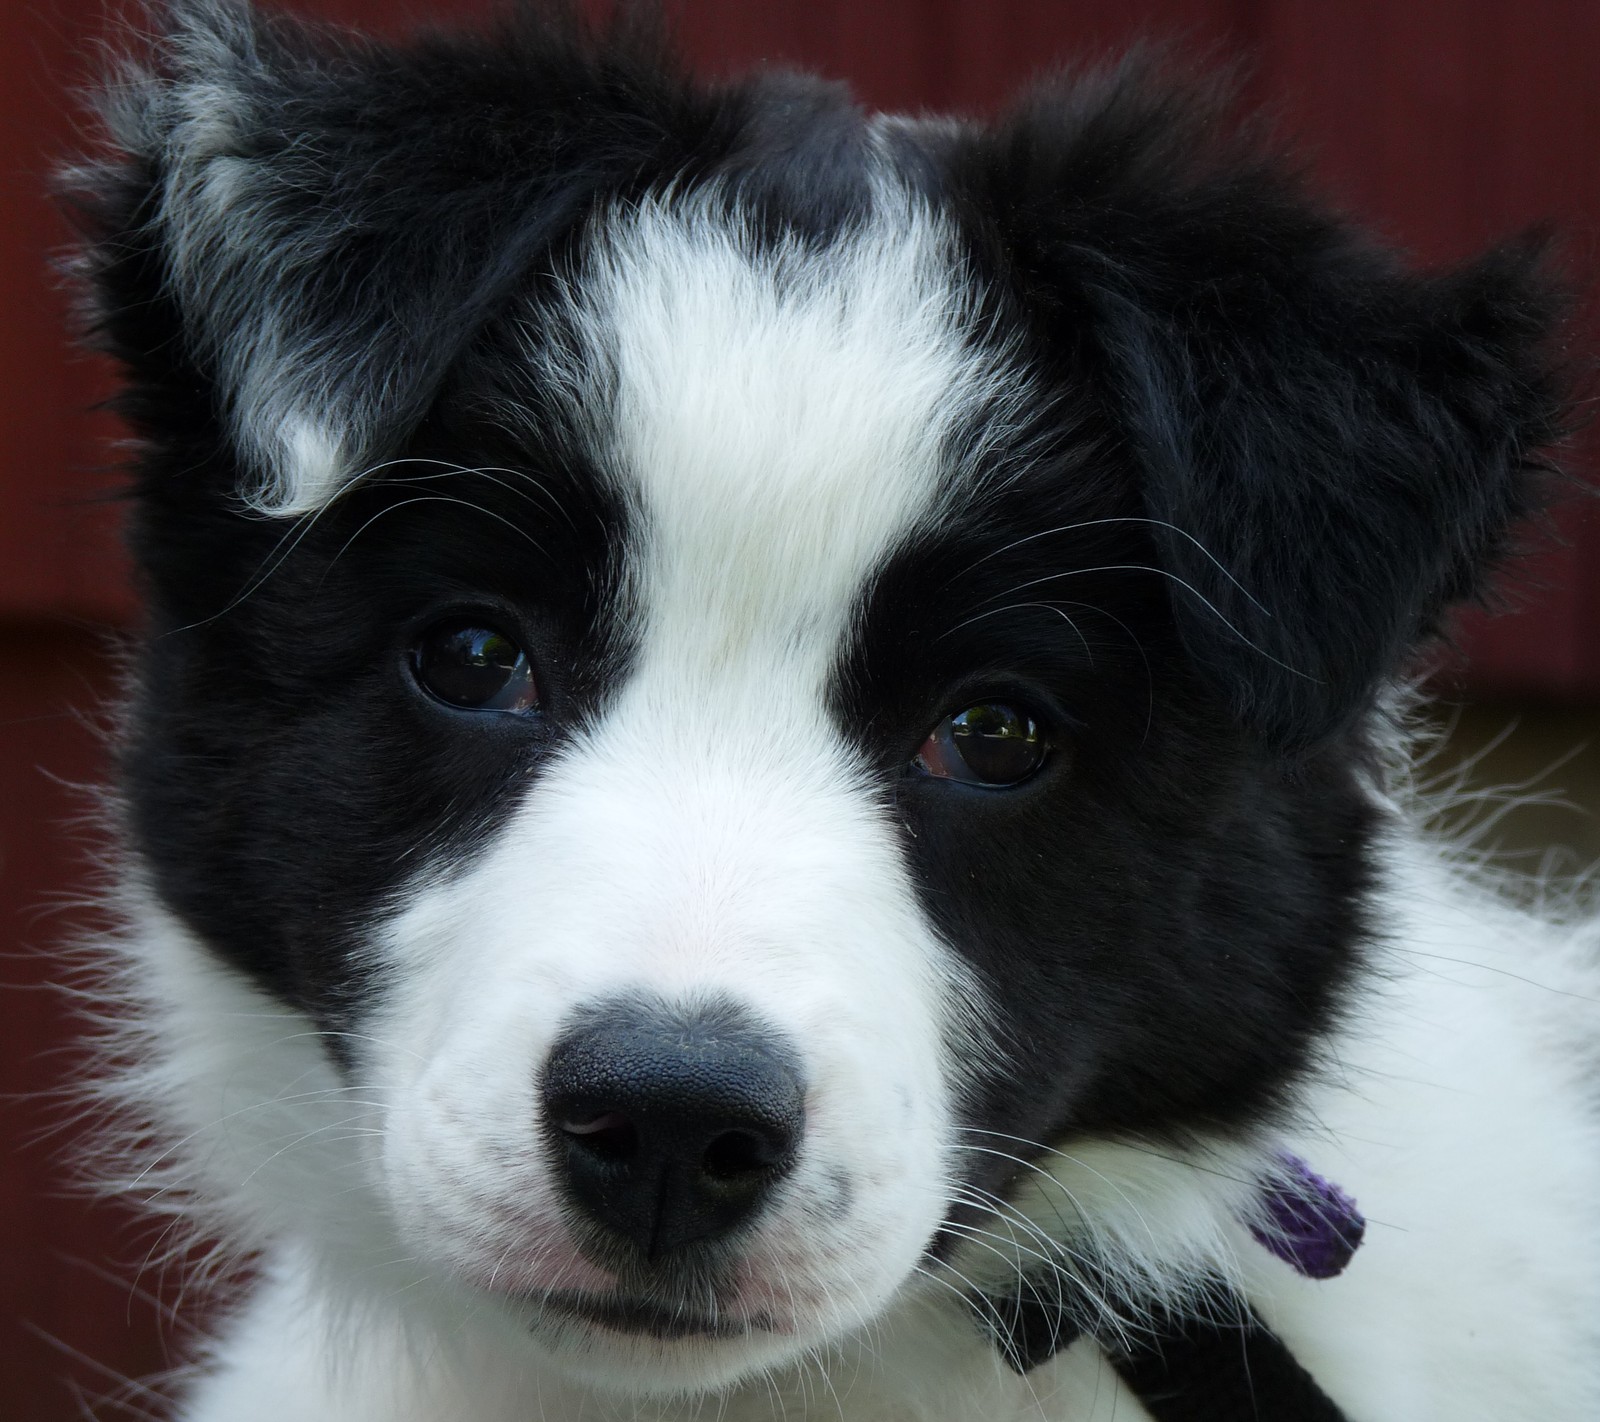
xmin=412 ymin=622 xmax=538 ymax=714
xmin=914 ymin=703 xmax=1046 ymax=787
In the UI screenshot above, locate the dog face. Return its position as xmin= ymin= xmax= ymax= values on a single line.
xmin=74 ymin=1 xmax=1561 ymax=1395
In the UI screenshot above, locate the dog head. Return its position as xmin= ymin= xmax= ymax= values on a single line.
xmin=72 ymin=0 xmax=1563 ymax=1395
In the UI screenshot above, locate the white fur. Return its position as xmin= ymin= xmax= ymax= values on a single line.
xmin=1248 ymin=835 xmax=1600 ymax=1421
xmin=343 ymin=196 xmax=1017 ymax=1392
xmin=94 ymin=199 xmax=1600 ymax=1420
xmin=107 ymin=828 xmax=1600 ymax=1421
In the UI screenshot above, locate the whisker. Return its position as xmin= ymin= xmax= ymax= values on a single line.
xmin=940 ymin=516 xmax=1269 ymax=612
xmin=956 ymin=1125 xmax=1258 ymax=1190
xmin=937 ymin=601 xmax=1095 ymax=667
xmin=162 ymin=456 xmax=568 ymax=636
xmin=323 ymin=493 xmax=549 ymax=572
xmin=970 ymin=564 xmax=1310 ymax=681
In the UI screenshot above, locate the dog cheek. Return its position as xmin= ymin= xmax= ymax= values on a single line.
xmin=774 ymin=939 xmax=975 ymax=1303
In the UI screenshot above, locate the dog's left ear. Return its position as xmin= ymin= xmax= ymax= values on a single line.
xmin=954 ymin=67 xmax=1568 ymax=751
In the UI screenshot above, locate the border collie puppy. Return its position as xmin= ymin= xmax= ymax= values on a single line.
xmin=66 ymin=2 xmax=1600 ymax=1418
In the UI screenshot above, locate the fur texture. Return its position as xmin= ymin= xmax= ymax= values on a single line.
xmin=62 ymin=3 xmax=1600 ymax=1418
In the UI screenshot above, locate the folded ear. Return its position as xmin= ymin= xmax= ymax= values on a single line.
xmin=67 ymin=0 xmax=712 ymax=514
xmin=955 ymin=66 xmax=1568 ymax=751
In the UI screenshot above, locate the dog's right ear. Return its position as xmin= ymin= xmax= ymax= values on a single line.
xmin=67 ymin=0 xmax=714 ymax=515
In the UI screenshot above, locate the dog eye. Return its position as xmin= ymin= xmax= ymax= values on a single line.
xmin=913 ymin=704 xmax=1046 ymax=786
xmin=411 ymin=622 xmax=539 ymax=714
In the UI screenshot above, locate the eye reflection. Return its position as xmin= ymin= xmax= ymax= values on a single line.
xmin=411 ymin=622 xmax=539 ymax=714
xmin=913 ymin=704 xmax=1046 ymax=787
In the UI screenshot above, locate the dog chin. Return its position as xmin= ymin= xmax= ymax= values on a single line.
xmin=520 ymin=1297 xmax=819 ymax=1397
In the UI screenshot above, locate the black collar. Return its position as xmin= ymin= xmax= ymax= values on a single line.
xmin=977 ymin=1149 xmax=1364 ymax=1418
xmin=984 ymin=1280 xmax=1351 ymax=1421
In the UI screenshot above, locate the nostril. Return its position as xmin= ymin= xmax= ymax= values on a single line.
xmin=701 ymin=1126 xmax=786 ymax=1181
xmin=540 ymin=998 xmax=806 ymax=1255
xmin=560 ymin=1111 xmax=639 ymax=1164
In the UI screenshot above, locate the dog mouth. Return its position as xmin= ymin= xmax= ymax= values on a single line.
xmin=533 ymin=1288 xmax=777 ymax=1340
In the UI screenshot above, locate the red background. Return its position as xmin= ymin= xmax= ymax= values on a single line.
xmin=4 ymin=2 xmax=1598 ymax=1414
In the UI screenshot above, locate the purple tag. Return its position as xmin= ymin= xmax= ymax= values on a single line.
xmin=1247 ymin=1152 xmax=1365 ymax=1280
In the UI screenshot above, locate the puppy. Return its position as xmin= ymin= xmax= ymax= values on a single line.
xmin=66 ymin=2 xmax=1600 ymax=1417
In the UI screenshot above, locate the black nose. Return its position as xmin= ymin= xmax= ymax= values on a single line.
xmin=541 ymin=999 xmax=806 ymax=1259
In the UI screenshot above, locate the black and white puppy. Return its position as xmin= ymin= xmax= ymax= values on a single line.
xmin=68 ymin=2 xmax=1600 ymax=1418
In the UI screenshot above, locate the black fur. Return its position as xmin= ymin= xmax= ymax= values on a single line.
xmin=839 ymin=62 xmax=1562 ymax=1223
xmin=941 ymin=66 xmax=1565 ymax=751
xmin=68 ymin=5 xmax=875 ymax=1033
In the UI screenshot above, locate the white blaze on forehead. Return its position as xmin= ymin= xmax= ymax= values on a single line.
xmin=567 ymin=194 xmax=1003 ymax=701
xmin=367 ymin=194 xmax=1005 ymax=1354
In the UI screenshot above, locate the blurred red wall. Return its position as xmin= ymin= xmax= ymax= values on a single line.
xmin=4 ymin=1 xmax=1598 ymax=1414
